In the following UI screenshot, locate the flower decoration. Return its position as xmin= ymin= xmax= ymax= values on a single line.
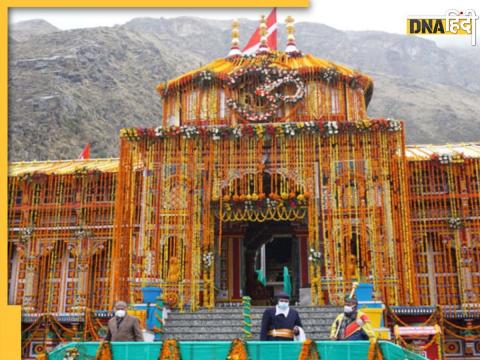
xmin=181 ymin=125 xmax=200 ymax=139
xmin=202 ymin=252 xmax=214 ymax=268
xmin=226 ymin=63 xmax=305 ymax=123
xmin=18 ymin=172 xmax=48 ymax=184
xmin=282 ymin=123 xmax=297 ymax=137
xmin=325 ymin=121 xmax=339 ymax=136
xmin=448 ymin=217 xmax=463 ymax=229
xmin=155 ymin=126 xmax=166 ymax=138
xmin=198 ymin=70 xmax=214 ymax=83
xmin=387 ymin=119 xmax=402 ymax=132
xmin=122 ymin=118 xmax=402 ymax=141
xmin=308 ymin=248 xmax=322 ymax=264
xmin=439 ymin=153 xmax=453 ymax=165
xmin=20 ymin=227 xmax=34 ymax=244
xmin=320 ymin=68 xmax=339 ymax=83
xmin=210 ymin=127 xmax=222 ymax=141
xmin=63 ymin=347 xmax=80 ymax=360
xmin=432 ymin=152 xmax=465 ymax=165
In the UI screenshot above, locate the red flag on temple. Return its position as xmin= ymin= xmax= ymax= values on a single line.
xmin=243 ymin=8 xmax=277 ymax=54
xmin=78 ymin=143 xmax=91 ymax=160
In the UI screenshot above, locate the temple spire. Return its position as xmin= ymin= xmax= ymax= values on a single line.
xmin=285 ymin=15 xmax=299 ymax=54
xmin=227 ymin=19 xmax=242 ymax=57
xmin=257 ymin=15 xmax=270 ymax=54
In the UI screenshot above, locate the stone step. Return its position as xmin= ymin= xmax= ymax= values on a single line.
xmin=164 ymin=331 xmax=332 ymax=337
xmin=174 ymin=307 xmax=341 ymax=314
xmin=166 ymin=318 xmax=336 ymax=327
xmin=163 ymin=306 xmax=339 ymax=341
xmin=167 ymin=310 xmax=340 ymax=319
xmin=167 ymin=313 xmax=339 ymax=320
xmin=167 ymin=315 xmax=339 ymax=321
xmin=165 ymin=326 xmax=332 ymax=334
xmin=163 ymin=333 xmax=331 ymax=341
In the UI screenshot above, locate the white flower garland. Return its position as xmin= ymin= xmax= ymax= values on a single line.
xmin=202 ymin=252 xmax=214 ymax=268
xmin=308 ymin=248 xmax=322 ymax=263
xmin=325 ymin=121 xmax=339 ymax=136
xmin=155 ymin=126 xmax=165 ymax=138
xmin=439 ymin=153 xmax=454 ymax=164
xmin=282 ymin=123 xmax=297 ymax=136
xmin=181 ymin=125 xmax=200 ymax=139
xmin=448 ymin=217 xmax=463 ymax=229
xmin=387 ymin=119 xmax=402 ymax=132
xmin=226 ymin=64 xmax=305 ymax=123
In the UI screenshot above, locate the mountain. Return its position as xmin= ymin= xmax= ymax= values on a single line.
xmin=8 ymin=17 xmax=480 ymax=161
xmin=9 ymin=19 xmax=60 ymax=42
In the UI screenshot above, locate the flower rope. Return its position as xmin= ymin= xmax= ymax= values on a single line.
xmin=384 ymin=304 xmax=440 ymax=327
xmin=242 ymin=296 xmax=252 ymax=338
xmin=226 ymin=338 xmax=249 ymax=360
xmin=120 ymin=119 xmax=402 ymax=142
xmin=158 ymin=339 xmax=182 ymax=360
xmin=95 ymin=341 xmax=112 ymax=360
xmin=298 ymin=339 xmax=320 ymax=360
xmin=367 ymin=339 xmax=384 ymax=360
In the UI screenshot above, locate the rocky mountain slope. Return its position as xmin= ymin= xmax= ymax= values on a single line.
xmin=9 ymin=19 xmax=60 ymax=42
xmin=8 ymin=17 xmax=480 ymax=161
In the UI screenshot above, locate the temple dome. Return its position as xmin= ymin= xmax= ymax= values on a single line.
xmin=157 ymin=51 xmax=373 ymax=126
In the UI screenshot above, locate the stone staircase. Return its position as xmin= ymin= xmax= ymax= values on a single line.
xmin=163 ymin=306 xmax=342 ymax=341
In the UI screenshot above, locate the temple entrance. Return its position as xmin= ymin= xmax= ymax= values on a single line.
xmin=243 ymin=221 xmax=301 ymax=305
xmin=214 ymin=220 xmax=309 ymax=306
xmin=214 ymin=170 xmax=310 ymax=306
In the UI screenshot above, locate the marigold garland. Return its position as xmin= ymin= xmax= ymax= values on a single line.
xmin=408 ymin=153 xmax=480 ymax=307
xmin=226 ymin=338 xmax=249 ymax=360
xmin=157 ymin=51 xmax=372 ymax=97
xmin=95 ymin=341 xmax=112 ymax=360
xmin=367 ymin=339 xmax=384 ymax=360
xmin=120 ymin=119 xmax=402 ymax=142
xmin=159 ymin=339 xmax=182 ymax=360
xmin=298 ymin=339 xmax=320 ymax=360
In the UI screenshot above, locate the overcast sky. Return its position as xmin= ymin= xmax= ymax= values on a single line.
xmin=9 ymin=0 xmax=480 ymax=48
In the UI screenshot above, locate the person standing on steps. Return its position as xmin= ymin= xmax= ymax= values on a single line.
xmin=260 ymin=292 xmax=305 ymax=341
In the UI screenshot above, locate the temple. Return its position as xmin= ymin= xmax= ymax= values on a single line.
xmin=8 ymin=16 xmax=480 ymax=359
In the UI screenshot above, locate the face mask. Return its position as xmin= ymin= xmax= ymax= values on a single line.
xmin=278 ymin=302 xmax=289 ymax=310
xmin=344 ymin=305 xmax=354 ymax=314
xmin=115 ymin=309 xmax=126 ymax=318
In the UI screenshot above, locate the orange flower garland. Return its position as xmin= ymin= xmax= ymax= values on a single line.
xmin=298 ymin=339 xmax=320 ymax=360
xmin=226 ymin=338 xmax=249 ymax=360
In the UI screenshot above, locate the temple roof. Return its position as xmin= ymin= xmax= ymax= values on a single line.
xmin=156 ymin=51 xmax=374 ymax=104
xmin=9 ymin=158 xmax=119 ymax=176
xmin=405 ymin=143 xmax=480 ymax=161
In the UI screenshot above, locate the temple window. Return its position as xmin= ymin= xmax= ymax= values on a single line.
xmin=330 ymin=86 xmax=340 ymax=114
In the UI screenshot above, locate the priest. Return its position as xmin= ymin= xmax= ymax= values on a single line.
xmin=330 ymin=295 xmax=376 ymax=341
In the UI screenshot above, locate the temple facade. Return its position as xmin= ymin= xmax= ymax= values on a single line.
xmin=7 ymin=19 xmax=480 ymax=358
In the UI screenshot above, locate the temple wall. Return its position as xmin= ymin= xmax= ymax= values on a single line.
xmin=161 ymin=80 xmax=367 ymax=127
xmin=113 ymin=119 xmax=415 ymax=309
xmin=7 ymin=167 xmax=117 ymax=313
xmin=407 ymin=156 xmax=480 ymax=309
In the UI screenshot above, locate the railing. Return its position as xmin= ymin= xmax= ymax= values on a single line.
xmin=47 ymin=340 xmax=426 ymax=360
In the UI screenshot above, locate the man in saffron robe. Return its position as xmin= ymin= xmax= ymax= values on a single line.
xmin=260 ymin=292 xmax=303 ymax=341
xmin=330 ymin=296 xmax=376 ymax=341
